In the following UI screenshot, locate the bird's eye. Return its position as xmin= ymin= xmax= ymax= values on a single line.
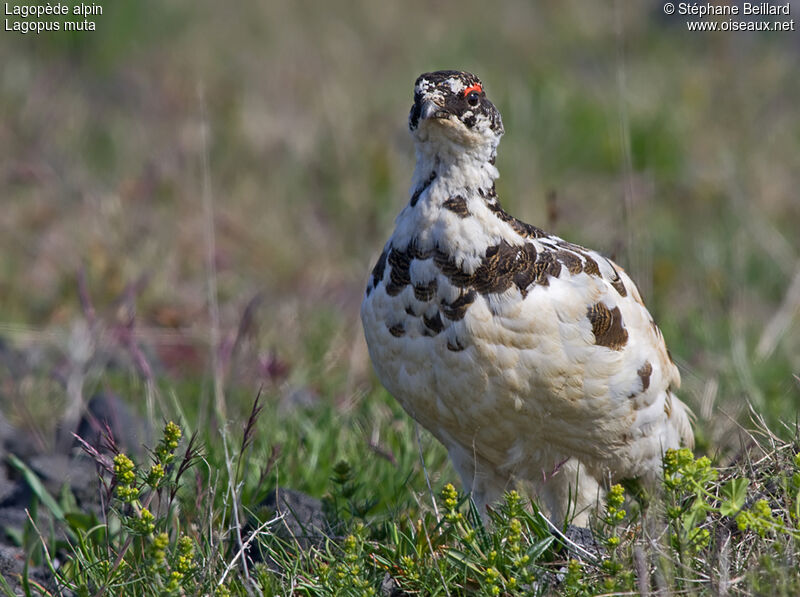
xmin=463 ymin=83 xmax=483 ymax=107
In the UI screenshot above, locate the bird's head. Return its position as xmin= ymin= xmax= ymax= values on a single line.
xmin=409 ymin=70 xmax=504 ymax=155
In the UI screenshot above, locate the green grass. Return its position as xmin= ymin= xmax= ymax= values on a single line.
xmin=11 ymin=398 xmax=800 ymax=595
xmin=1 ymin=0 xmax=799 ymax=594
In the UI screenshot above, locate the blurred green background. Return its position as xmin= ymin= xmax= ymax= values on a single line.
xmin=1 ymin=0 xmax=799 ymax=461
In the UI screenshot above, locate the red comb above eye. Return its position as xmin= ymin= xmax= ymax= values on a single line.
xmin=463 ymin=84 xmax=482 ymax=96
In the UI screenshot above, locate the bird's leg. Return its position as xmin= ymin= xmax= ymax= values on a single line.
xmin=446 ymin=443 xmax=511 ymax=522
xmin=535 ymin=458 xmax=603 ymax=527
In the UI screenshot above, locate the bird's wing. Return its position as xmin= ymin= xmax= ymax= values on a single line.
xmin=458 ymin=228 xmax=692 ymax=476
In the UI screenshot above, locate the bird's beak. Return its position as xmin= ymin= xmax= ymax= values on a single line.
xmin=420 ymin=99 xmax=448 ymax=121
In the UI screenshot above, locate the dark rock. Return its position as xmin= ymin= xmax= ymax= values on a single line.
xmin=0 ymin=413 xmax=15 ymax=449
xmin=0 ymin=469 xmax=16 ymax=504
xmin=381 ymin=572 xmax=411 ymax=597
xmin=533 ymin=525 xmax=606 ymax=591
xmin=0 ymin=543 xmax=62 ymax=596
xmin=0 ymin=507 xmax=30 ymax=542
xmin=0 ymin=470 xmax=28 ymax=509
xmin=259 ymin=487 xmax=329 ymax=550
xmin=0 ymin=544 xmax=28 ymax=592
xmin=564 ymin=524 xmax=604 ymax=561
xmin=0 ymin=413 xmax=40 ymax=461
xmin=246 ymin=487 xmax=330 ymax=570
xmin=74 ymin=393 xmax=149 ymax=456
xmin=29 ymin=454 xmax=99 ymax=506
xmin=0 ymin=336 xmax=29 ymax=380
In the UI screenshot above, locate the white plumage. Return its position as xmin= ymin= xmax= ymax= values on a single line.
xmin=361 ymin=71 xmax=693 ymax=523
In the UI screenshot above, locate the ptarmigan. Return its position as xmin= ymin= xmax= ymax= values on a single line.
xmin=361 ymin=70 xmax=693 ymax=523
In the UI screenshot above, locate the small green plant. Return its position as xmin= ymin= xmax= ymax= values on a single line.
xmin=14 ymin=387 xmax=799 ymax=595
xmin=663 ymin=447 xmax=800 ymax=554
xmin=657 ymin=445 xmax=800 ymax=593
xmin=732 ymin=449 xmax=800 ymax=540
xmin=323 ymin=460 xmax=377 ymax=527
xmin=439 ymin=487 xmax=549 ymax=595
xmin=316 ymin=524 xmax=375 ymax=597
xmin=561 ymin=557 xmax=589 ymax=597
xmin=372 ymin=485 xmax=555 ymax=596
xmin=663 ymin=447 xmax=719 ymax=556
xmin=597 ymin=484 xmax=634 ymax=592
xmin=58 ymin=421 xmax=200 ymax=596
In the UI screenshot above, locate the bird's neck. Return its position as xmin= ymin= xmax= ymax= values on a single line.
xmin=389 ymin=140 xmax=502 ymax=253
xmin=410 ymin=139 xmax=499 ymax=205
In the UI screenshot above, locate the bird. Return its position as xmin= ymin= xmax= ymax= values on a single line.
xmin=360 ymin=70 xmax=693 ymax=524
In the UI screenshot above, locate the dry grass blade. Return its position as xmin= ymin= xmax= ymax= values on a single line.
xmin=197 ymin=81 xmax=226 ymax=423
xmin=756 ymin=265 xmax=800 ymax=360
